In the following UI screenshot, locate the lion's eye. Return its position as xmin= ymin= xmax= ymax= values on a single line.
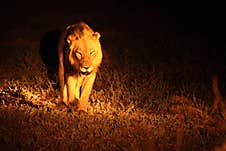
xmin=75 ymin=52 xmax=82 ymax=60
xmin=90 ymin=50 xmax=95 ymax=56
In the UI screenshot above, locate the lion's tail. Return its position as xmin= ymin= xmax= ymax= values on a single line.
xmin=211 ymin=75 xmax=226 ymax=119
xmin=212 ymin=76 xmax=222 ymax=111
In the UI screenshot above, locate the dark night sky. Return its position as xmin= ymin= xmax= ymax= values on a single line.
xmin=1 ymin=1 xmax=226 ymax=45
xmin=1 ymin=1 xmax=225 ymax=34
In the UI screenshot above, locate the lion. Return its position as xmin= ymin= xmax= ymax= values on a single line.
xmin=58 ymin=22 xmax=103 ymax=111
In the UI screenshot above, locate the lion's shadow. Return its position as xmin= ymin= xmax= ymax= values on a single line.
xmin=39 ymin=30 xmax=62 ymax=89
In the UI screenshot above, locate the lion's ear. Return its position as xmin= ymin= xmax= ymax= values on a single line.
xmin=93 ymin=32 xmax=100 ymax=40
xmin=67 ymin=35 xmax=74 ymax=45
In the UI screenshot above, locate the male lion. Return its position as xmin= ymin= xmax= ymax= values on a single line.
xmin=58 ymin=22 xmax=102 ymax=111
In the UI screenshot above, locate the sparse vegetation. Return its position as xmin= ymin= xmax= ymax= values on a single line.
xmin=0 ymin=19 xmax=225 ymax=150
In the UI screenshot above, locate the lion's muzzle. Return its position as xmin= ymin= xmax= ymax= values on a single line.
xmin=80 ymin=66 xmax=92 ymax=75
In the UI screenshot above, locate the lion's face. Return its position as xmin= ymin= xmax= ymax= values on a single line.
xmin=67 ymin=32 xmax=102 ymax=75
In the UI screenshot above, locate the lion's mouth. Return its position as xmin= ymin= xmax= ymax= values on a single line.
xmin=81 ymin=71 xmax=91 ymax=75
xmin=81 ymin=72 xmax=90 ymax=75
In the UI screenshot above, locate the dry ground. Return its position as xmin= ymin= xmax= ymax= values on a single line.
xmin=0 ymin=9 xmax=225 ymax=151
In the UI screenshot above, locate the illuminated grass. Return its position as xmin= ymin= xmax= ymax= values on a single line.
xmin=0 ymin=62 xmax=225 ymax=150
xmin=0 ymin=35 xmax=225 ymax=150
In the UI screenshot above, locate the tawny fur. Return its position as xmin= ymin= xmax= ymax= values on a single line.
xmin=58 ymin=22 xmax=102 ymax=111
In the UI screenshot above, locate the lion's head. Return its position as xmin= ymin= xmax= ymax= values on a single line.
xmin=65 ymin=22 xmax=102 ymax=75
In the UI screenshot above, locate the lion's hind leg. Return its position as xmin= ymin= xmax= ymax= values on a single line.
xmin=62 ymin=84 xmax=68 ymax=105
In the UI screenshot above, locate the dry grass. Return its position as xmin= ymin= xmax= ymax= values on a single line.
xmin=0 ymin=27 xmax=225 ymax=151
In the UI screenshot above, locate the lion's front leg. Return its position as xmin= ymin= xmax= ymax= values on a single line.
xmin=66 ymin=75 xmax=80 ymax=105
xmin=78 ymin=73 xmax=96 ymax=111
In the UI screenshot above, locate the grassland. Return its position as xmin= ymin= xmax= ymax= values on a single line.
xmin=0 ymin=11 xmax=225 ymax=151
